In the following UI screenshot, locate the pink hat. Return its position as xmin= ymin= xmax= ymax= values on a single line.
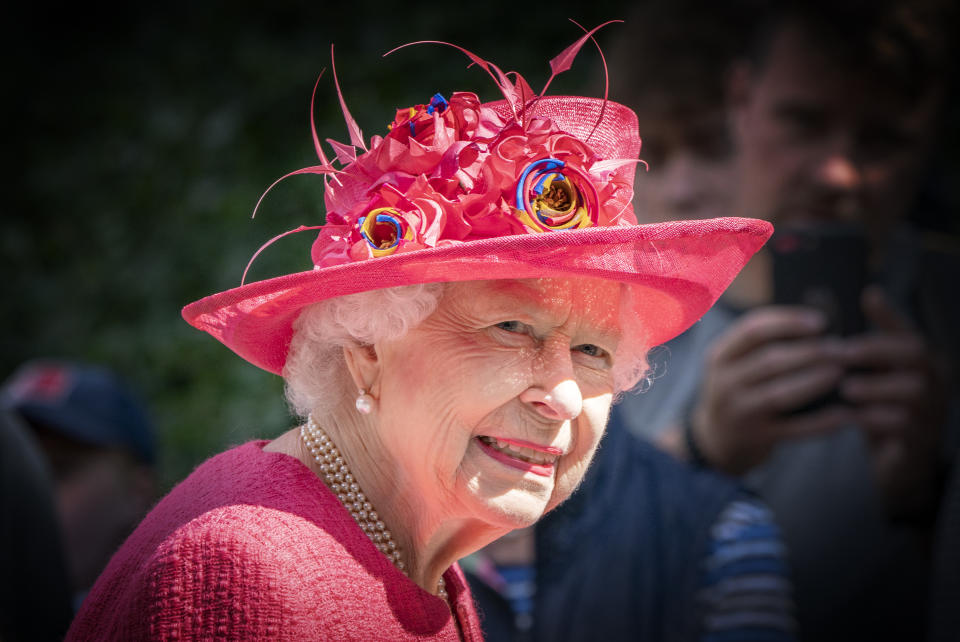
xmin=183 ymin=32 xmax=771 ymax=375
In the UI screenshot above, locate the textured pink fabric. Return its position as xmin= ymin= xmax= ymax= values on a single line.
xmin=66 ymin=441 xmax=483 ymax=641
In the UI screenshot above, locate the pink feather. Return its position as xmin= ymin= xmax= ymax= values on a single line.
xmin=241 ymin=225 xmax=326 ymax=286
xmin=326 ymin=138 xmax=358 ymax=165
xmin=590 ymin=158 xmax=644 ymax=174
xmin=331 ymin=44 xmax=367 ymax=152
xmin=251 ymin=165 xmax=338 ymax=219
xmin=539 ymin=19 xmax=622 ymax=97
xmin=568 ymin=18 xmax=616 ymax=142
xmin=384 ymin=41 xmax=520 ymax=120
xmin=507 ymin=71 xmax=535 ymax=126
xmin=309 ymin=70 xmax=332 ymax=165
xmin=509 ymin=72 xmax=535 ymax=103
xmin=309 ymin=69 xmax=343 ymax=188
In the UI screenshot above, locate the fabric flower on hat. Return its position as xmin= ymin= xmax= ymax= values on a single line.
xmin=313 ymin=91 xmax=639 ymax=266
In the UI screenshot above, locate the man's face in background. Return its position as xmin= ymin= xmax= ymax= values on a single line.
xmin=728 ymin=23 xmax=940 ymax=250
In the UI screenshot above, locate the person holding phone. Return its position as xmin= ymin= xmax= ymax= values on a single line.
xmin=612 ymin=1 xmax=957 ymax=641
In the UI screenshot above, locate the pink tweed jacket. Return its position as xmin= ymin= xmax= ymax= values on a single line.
xmin=67 ymin=441 xmax=482 ymax=641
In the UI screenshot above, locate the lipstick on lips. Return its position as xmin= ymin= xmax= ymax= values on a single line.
xmin=475 ymin=436 xmax=562 ymax=477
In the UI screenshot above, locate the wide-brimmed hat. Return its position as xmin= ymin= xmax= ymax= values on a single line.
xmin=183 ymin=33 xmax=771 ymax=375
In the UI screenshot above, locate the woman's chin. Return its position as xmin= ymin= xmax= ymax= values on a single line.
xmin=470 ymin=488 xmax=552 ymax=530
xmin=457 ymin=440 xmax=567 ymax=528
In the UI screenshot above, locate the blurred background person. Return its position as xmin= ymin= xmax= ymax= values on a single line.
xmin=1 ymin=360 xmax=158 ymax=611
xmin=0 ymin=408 xmax=74 ymax=642
xmin=611 ymin=1 xmax=959 ymax=640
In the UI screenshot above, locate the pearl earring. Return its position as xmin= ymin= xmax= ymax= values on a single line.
xmin=355 ymin=389 xmax=375 ymax=415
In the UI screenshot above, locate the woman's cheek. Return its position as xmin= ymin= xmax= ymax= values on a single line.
xmin=386 ymin=338 xmax=479 ymax=391
xmin=548 ymin=447 xmax=595 ymax=511
xmin=582 ymin=391 xmax=614 ymax=436
xmin=558 ymin=394 xmax=611 ymax=489
xmin=467 ymin=344 xmax=536 ymax=396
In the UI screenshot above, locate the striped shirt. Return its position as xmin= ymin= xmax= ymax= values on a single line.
xmin=698 ymin=498 xmax=796 ymax=641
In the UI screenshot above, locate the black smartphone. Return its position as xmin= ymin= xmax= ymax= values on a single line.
xmin=770 ymin=223 xmax=868 ymax=414
xmin=770 ymin=223 xmax=868 ymax=337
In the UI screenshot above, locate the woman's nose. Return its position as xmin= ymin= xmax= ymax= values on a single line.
xmin=520 ymin=378 xmax=583 ymax=421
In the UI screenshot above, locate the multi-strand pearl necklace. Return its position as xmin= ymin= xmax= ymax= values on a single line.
xmin=301 ymin=415 xmax=447 ymax=599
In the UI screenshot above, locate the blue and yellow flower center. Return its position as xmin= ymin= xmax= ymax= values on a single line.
xmin=357 ymin=207 xmax=414 ymax=257
xmin=514 ymin=158 xmax=596 ymax=232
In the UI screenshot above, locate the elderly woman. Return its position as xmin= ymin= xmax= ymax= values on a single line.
xmin=67 ymin=32 xmax=769 ymax=641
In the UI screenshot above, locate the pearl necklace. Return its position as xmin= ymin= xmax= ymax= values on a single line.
xmin=301 ymin=416 xmax=448 ymax=599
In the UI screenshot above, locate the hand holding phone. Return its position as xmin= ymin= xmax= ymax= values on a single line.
xmin=685 ymin=305 xmax=852 ymax=474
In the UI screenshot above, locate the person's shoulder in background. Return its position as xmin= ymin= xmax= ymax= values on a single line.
xmin=0 ymin=409 xmax=74 ymax=642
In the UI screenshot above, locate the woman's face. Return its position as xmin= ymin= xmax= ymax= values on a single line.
xmin=373 ymin=277 xmax=624 ymax=529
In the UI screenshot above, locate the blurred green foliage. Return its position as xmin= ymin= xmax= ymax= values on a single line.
xmin=3 ymin=1 xmax=625 ymax=488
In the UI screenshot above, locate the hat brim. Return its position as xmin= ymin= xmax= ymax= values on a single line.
xmin=183 ymin=217 xmax=772 ymax=375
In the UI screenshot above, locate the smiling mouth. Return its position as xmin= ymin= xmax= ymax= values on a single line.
xmin=476 ymin=436 xmax=560 ymax=476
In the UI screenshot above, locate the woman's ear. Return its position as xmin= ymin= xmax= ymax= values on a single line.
xmin=342 ymin=342 xmax=382 ymax=396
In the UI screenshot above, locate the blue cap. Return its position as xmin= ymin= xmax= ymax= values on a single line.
xmin=1 ymin=361 xmax=156 ymax=465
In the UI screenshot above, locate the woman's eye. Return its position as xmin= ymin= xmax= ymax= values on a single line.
xmin=575 ymin=344 xmax=608 ymax=359
xmin=494 ymin=320 xmax=526 ymax=333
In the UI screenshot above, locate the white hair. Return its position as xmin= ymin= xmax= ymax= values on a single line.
xmin=612 ymin=283 xmax=653 ymax=399
xmin=283 ymin=283 xmax=446 ymax=418
xmin=283 ymin=280 xmax=652 ymax=418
